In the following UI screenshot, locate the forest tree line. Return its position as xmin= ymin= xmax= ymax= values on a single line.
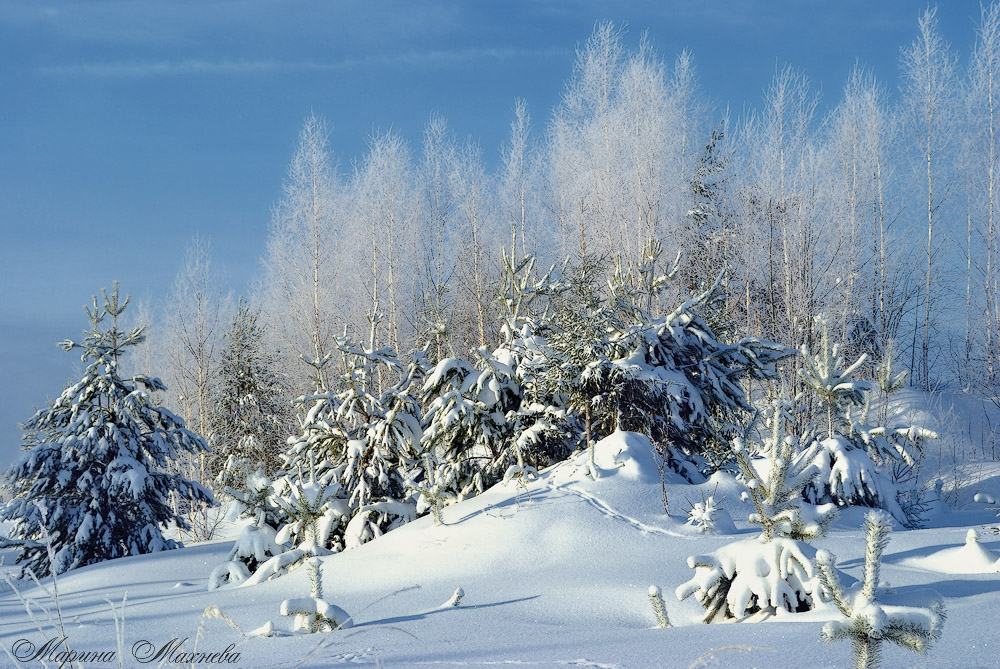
xmin=131 ymin=8 xmax=1000 ymax=503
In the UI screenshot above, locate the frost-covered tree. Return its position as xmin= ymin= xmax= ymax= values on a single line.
xmin=0 ymin=284 xmax=213 ymax=576
xmin=258 ymin=113 xmax=347 ymax=394
xmin=161 ymin=236 xmax=230 ymax=446
xmin=353 ymin=130 xmax=422 ymax=353
xmin=816 ymin=511 xmax=945 ymax=668
xmin=899 ymin=6 xmax=959 ymax=388
xmin=545 ymin=22 xmax=699 ymax=274
xmin=966 ymin=1 xmax=1000 ymax=388
xmin=207 ymin=299 xmax=293 ymax=488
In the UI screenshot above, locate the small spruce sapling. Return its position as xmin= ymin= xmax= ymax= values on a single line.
xmin=676 ymin=400 xmax=837 ymax=622
xmin=409 ymin=453 xmax=453 ymax=526
xmin=279 ymin=557 xmax=351 ymax=633
xmin=684 ymin=490 xmax=736 ymax=534
xmin=815 ymin=510 xmax=945 ymax=669
xmin=733 ymin=399 xmax=837 ymax=542
xmin=796 ymin=318 xmax=933 ymax=527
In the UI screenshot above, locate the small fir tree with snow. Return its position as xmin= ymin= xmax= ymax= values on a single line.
xmin=676 ymin=533 xmax=828 ymax=622
xmin=220 ymin=463 xmax=284 ymax=530
xmin=408 ymin=453 xmax=453 ymax=525
xmin=0 ymin=284 xmax=212 ymax=576
xmin=815 ymin=510 xmax=945 ymax=669
xmin=608 ymin=246 xmax=793 ymax=474
xmin=420 ymin=253 xmax=574 ymax=493
xmin=795 ymin=317 xmax=934 ymax=527
xmin=534 ymin=242 xmax=793 ymax=480
xmin=280 ymin=557 xmax=351 ymax=633
xmin=734 ymin=398 xmax=837 ymax=542
xmin=272 ymin=466 xmax=348 ymax=555
xmin=684 ymin=492 xmax=736 ymax=534
xmin=239 ymin=464 xmax=348 ymax=584
xmin=276 ymin=305 xmax=425 ymax=552
xmin=676 ymin=397 xmax=838 ymax=622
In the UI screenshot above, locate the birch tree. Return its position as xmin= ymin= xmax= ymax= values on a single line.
xmin=899 ymin=6 xmax=959 ymax=388
xmin=967 ymin=0 xmax=1000 ymax=388
xmin=258 ymin=113 xmax=346 ymax=393
xmin=353 ymin=130 xmax=421 ymax=353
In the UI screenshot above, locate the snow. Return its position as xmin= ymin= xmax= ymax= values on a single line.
xmin=901 ymin=528 xmax=1000 ymax=574
xmin=2 ymin=430 xmax=999 ymax=667
xmin=592 ymin=429 xmax=662 ymax=483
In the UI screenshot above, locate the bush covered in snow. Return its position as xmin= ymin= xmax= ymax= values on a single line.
xmin=684 ymin=494 xmax=735 ymax=534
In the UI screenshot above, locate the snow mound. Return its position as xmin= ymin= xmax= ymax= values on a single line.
xmin=904 ymin=529 xmax=1000 ymax=574
xmin=208 ymin=560 xmax=251 ymax=590
xmin=593 ymin=430 xmax=662 ymax=484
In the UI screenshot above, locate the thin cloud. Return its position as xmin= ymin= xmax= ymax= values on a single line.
xmin=37 ymin=47 xmax=570 ymax=78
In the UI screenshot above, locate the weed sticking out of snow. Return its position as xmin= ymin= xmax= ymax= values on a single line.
xmin=440 ymin=587 xmax=464 ymax=609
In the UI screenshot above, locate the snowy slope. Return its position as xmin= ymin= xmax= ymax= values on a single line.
xmin=2 ymin=431 xmax=999 ymax=668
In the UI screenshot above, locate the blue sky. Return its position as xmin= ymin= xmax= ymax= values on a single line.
xmin=0 ymin=0 xmax=985 ymax=468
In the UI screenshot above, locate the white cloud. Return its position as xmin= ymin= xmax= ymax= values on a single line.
xmin=37 ymin=48 xmax=570 ymax=79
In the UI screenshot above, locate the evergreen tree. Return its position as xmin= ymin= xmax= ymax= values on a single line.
xmin=733 ymin=397 xmax=836 ymax=543
xmin=795 ymin=317 xmax=934 ymax=526
xmin=207 ymin=298 xmax=293 ymax=489
xmin=816 ymin=511 xmax=945 ymax=668
xmin=276 ymin=306 xmax=425 ymax=551
xmin=420 ymin=252 xmax=575 ymax=493
xmin=0 ymin=284 xmax=213 ymax=576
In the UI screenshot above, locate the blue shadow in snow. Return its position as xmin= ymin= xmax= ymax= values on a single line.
xmin=353 ymin=595 xmax=540 ymax=627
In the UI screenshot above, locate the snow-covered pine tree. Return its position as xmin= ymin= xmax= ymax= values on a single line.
xmin=795 ymin=317 xmax=933 ymax=526
xmin=276 ymin=305 xmax=424 ymax=552
xmin=733 ymin=397 xmax=837 ymax=542
xmin=676 ymin=397 xmax=838 ymax=623
xmin=602 ymin=242 xmax=793 ymax=475
xmin=816 ymin=510 xmax=945 ymax=668
xmin=419 ymin=251 xmax=574 ymax=493
xmin=536 ymin=253 xmax=618 ymax=451
xmin=418 ymin=356 xmax=485 ymax=499
xmin=0 ymin=284 xmax=213 ymax=576
xmin=339 ymin=340 xmax=425 ymax=548
xmin=207 ymin=298 xmax=293 ymax=491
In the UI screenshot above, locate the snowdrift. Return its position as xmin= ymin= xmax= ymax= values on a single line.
xmin=2 ymin=431 xmax=999 ymax=668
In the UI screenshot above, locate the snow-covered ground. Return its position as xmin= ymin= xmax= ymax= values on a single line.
xmin=2 ymin=429 xmax=999 ymax=669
